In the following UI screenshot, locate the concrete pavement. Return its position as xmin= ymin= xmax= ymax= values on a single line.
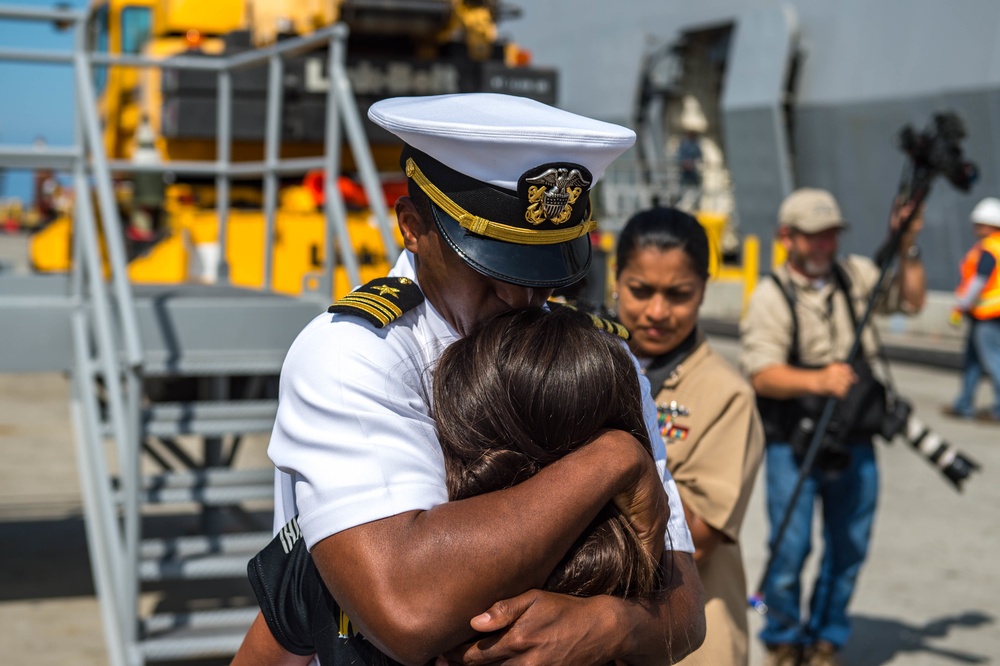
xmin=0 ymin=227 xmax=997 ymax=666
xmin=2 ymin=338 xmax=997 ymax=665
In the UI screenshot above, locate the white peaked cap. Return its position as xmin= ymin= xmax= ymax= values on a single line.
xmin=368 ymin=93 xmax=636 ymax=192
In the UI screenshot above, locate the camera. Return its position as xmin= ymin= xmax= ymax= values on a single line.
xmin=898 ymin=112 xmax=978 ymax=193
xmin=789 ymin=415 xmax=853 ymax=472
xmin=879 ymin=395 xmax=981 ymax=491
xmin=788 ymin=393 xmax=980 ymax=489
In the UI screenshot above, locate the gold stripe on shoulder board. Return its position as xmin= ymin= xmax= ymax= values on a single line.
xmin=547 ymin=299 xmax=630 ymax=341
xmin=329 ymin=277 xmax=425 ymax=328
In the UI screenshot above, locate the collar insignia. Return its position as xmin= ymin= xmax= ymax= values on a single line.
xmin=524 ymin=166 xmax=591 ymax=226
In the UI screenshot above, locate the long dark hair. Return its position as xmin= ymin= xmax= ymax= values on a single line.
xmin=433 ymin=306 xmax=661 ymax=599
xmin=615 ymin=207 xmax=710 ymax=280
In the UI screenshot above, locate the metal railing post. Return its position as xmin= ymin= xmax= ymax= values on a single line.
xmin=323 ymin=29 xmax=361 ymax=295
xmin=73 ymin=38 xmax=145 ymax=659
xmin=72 ymin=163 xmax=140 ymax=652
xmin=216 ymin=68 xmax=233 ymax=283
xmin=73 ymin=51 xmax=144 ymax=369
xmin=329 ymin=26 xmax=397 ymax=264
xmin=262 ymin=54 xmax=284 ymax=291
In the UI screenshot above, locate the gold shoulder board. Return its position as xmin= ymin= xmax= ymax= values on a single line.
xmin=328 ymin=277 xmax=424 ymax=329
xmin=547 ymin=299 xmax=630 ymax=341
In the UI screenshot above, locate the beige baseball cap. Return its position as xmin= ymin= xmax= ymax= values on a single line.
xmin=778 ymin=188 xmax=848 ymax=233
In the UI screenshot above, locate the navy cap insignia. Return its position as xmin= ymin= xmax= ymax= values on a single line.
xmin=524 ymin=166 xmax=591 ymax=225
xmin=329 ymin=277 xmax=424 ymax=328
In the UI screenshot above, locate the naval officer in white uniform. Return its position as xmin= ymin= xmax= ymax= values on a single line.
xmin=253 ymin=93 xmax=705 ymax=665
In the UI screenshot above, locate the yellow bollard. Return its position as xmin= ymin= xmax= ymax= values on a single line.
xmin=742 ymin=234 xmax=760 ymax=316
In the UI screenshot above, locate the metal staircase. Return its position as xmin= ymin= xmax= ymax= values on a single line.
xmin=0 ymin=5 xmax=397 ymax=664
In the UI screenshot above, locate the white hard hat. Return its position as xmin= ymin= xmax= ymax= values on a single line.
xmin=970 ymin=197 xmax=1000 ymax=228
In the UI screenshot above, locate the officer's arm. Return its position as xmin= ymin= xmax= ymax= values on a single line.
xmin=751 ymin=363 xmax=857 ymax=401
xmin=309 ymin=428 xmax=663 ymax=666
xmin=893 ymin=199 xmax=928 ymax=312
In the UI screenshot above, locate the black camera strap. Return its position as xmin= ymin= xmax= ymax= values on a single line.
xmin=768 ymin=261 xmax=864 ymax=365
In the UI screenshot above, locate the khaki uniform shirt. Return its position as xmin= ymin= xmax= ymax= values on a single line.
xmin=740 ymin=255 xmax=907 ymax=376
xmin=648 ymin=340 xmax=765 ymax=666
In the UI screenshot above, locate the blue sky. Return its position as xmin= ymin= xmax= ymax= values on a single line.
xmin=0 ymin=0 xmax=88 ymax=203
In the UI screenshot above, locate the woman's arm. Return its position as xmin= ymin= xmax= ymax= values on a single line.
xmin=681 ymin=504 xmax=727 ymax=566
xmin=231 ymin=613 xmax=313 ymax=666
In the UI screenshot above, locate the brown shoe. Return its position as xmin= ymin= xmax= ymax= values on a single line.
xmin=941 ymin=404 xmax=973 ymax=419
xmin=804 ymin=641 xmax=840 ymax=666
xmin=975 ymin=410 xmax=1000 ymax=424
xmin=765 ymin=643 xmax=802 ymax=666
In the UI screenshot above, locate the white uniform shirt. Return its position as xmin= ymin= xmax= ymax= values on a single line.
xmin=271 ymin=251 xmax=694 ymax=553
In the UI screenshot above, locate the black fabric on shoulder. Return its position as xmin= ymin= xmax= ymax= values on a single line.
xmin=248 ymin=518 xmax=324 ymax=656
xmin=247 ymin=518 xmax=404 ymax=665
xmin=328 ymin=277 xmax=424 ymax=329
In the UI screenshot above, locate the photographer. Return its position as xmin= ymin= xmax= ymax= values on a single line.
xmin=739 ymin=188 xmax=926 ymax=666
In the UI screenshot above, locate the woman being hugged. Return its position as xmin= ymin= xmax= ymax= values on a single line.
xmin=235 ymin=306 xmax=670 ymax=666
xmin=614 ymin=207 xmax=764 ymax=666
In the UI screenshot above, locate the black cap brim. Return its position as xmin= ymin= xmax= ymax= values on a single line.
xmin=430 ymin=202 xmax=592 ymax=288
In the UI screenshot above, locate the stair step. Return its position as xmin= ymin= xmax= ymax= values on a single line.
xmin=135 ymin=467 xmax=274 ymax=506
xmin=142 ymin=349 xmax=288 ymax=377
xmin=139 ymin=523 xmax=270 ymax=582
xmin=139 ymin=629 xmax=249 ymax=661
xmin=142 ymin=607 xmax=259 ymax=636
xmin=141 ymin=399 xmax=278 ymax=437
xmin=140 ymin=552 xmax=258 ymax=581
xmin=142 ymin=483 xmax=273 ymax=506
xmin=141 ymin=531 xmax=272 ymax=559
xmin=143 ymin=467 xmax=274 ymax=491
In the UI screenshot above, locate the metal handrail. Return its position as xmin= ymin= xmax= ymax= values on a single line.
xmin=87 ymin=22 xmax=392 ymax=290
xmin=0 ymin=8 xmax=389 ymax=663
xmin=0 ymin=4 xmax=82 ymax=20
xmin=1 ymin=7 xmax=392 ymax=294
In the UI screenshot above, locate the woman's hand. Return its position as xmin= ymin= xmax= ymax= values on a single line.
xmin=437 ymin=590 xmax=620 ymax=666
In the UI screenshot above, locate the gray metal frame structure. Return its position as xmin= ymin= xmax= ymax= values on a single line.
xmin=0 ymin=4 xmax=395 ymax=663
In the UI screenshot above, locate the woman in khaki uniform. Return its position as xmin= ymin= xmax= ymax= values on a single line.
xmin=615 ymin=207 xmax=765 ymax=665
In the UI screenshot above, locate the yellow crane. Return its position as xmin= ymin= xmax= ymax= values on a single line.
xmin=31 ymin=0 xmax=555 ymax=298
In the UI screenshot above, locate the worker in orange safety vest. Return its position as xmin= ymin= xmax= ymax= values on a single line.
xmin=945 ymin=197 xmax=1000 ymax=422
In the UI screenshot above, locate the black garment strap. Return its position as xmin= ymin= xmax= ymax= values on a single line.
xmin=643 ymin=328 xmax=701 ymax=397
xmin=830 ymin=261 xmax=859 ymax=333
xmin=768 ymin=261 xmax=863 ymax=365
xmin=768 ymin=272 xmax=801 ymax=366
xmin=247 ymin=518 xmax=402 ymax=665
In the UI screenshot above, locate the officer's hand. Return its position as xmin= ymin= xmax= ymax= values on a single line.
xmin=592 ymin=429 xmax=668 ymax=565
xmin=816 ymin=362 xmax=857 ymax=399
xmin=890 ymin=196 xmax=925 ymax=246
xmin=437 ymin=590 xmax=618 ymax=666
